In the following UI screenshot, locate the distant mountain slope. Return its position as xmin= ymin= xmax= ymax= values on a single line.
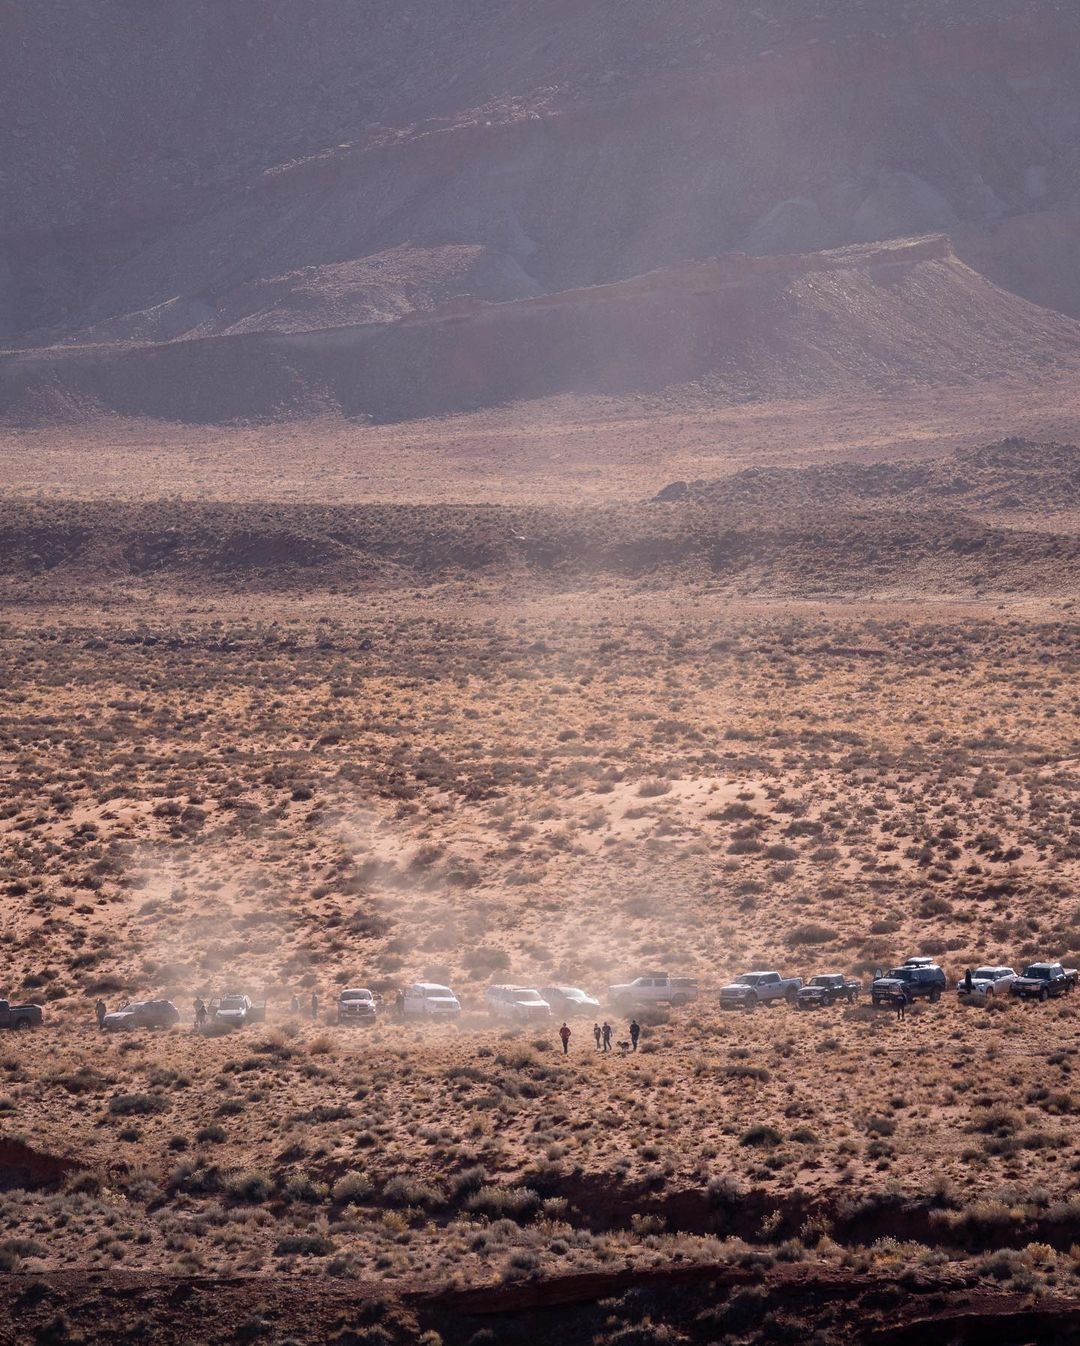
xmin=4 ymin=238 xmax=1080 ymax=426
xmin=5 ymin=0 xmax=1080 ymax=349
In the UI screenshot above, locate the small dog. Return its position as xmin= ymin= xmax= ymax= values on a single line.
xmin=618 ymin=1040 xmax=631 ymax=1053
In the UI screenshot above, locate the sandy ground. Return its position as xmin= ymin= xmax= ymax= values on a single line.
xmin=5 ymin=374 xmax=1080 ymax=506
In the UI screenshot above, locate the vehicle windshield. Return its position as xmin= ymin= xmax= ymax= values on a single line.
xmin=515 ymin=991 xmax=546 ymax=1003
xmin=739 ymin=974 xmax=764 ymax=984
xmin=811 ymin=976 xmax=840 ymax=987
xmin=220 ymin=997 xmax=247 ymax=1010
xmin=1023 ymin=965 xmax=1051 ymax=978
xmin=341 ymin=990 xmax=371 ymax=1001
xmin=886 ymin=968 xmax=915 ymax=981
xmin=426 ymin=988 xmax=454 ymax=999
xmin=559 ymin=988 xmax=588 ymax=1000
xmin=973 ymin=968 xmax=1004 ymax=980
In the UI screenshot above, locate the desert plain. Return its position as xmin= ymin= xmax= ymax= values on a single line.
xmin=8 ymin=1 xmax=1080 ymax=1341
xmin=3 ymin=419 xmax=1080 ymax=1344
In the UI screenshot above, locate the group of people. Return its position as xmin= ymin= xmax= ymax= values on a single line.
xmin=557 ymin=1018 xmax=641 ymax=1054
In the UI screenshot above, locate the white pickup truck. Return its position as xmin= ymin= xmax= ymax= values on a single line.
xmin=719 ymin=971 xmax=802 ymax=1009
xmin=608 ymin=974 xmax=698 ymax=1010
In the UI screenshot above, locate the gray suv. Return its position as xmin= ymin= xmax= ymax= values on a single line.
xmin=871 ymin=964 xmax=946 ymax=1006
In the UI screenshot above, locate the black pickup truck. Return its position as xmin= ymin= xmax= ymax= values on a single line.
xmin=796 ymin=974 xmax=860 ymax=1009
xmin=1009 ymin=963 xmax=1079 ymax=1002
xmin=0 ymin=1000 xmax=43 ymax=1030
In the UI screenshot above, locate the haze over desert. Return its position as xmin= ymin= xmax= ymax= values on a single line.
xmin=5 ymin=3 xmax=1080 ymax=1344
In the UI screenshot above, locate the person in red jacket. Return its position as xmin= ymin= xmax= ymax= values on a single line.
xmin=559 ymin=1021 xmax=571 ymax=1055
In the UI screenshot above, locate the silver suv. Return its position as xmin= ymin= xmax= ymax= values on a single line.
xmin=485 ymin=986 xmax=552 ymax=1023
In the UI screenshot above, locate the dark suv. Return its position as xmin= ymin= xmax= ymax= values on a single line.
xmin=871 ymin=965 xmax=946 ymax=1006
xmin=102 ymin=999 xmax=181 ymax=1032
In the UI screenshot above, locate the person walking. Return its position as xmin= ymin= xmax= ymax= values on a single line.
xmin=310 ymin=990 xmax=319 ymax=1022
xmin=629 ymin=1018 xmax=640 ymax=1052
xmin=559 ymin=1022 xmax=571 ymax=1056
xmin=290 ymin=994 xmax=301 ymax=1015
xmin=593 ymin=1022 xmax=602 ymax=1051
xmin=894 ymin=991 xmax=906 ymax=1022
xmin=94 ymin=999 xmax=107 ymax=1030
xmin=601 ymin=1021 xmax=612 ymax=1053
xmin=193 ymin=997 xmax=207 ymax=1030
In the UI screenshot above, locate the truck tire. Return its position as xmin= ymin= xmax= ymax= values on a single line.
xmin=14 ymin=1018 xmax=31 ymax=1031
xmin=745 ymin=992 xmax=758 ymax=1010
xmin=1039 ymin=987 xmax=1049 ymax=1003
xmin=871 ymin=996 xmax=880 ymax=1007
xmin=929 ymin=988 xmax=940 ymax=1004
xmin=671 ymin=994 xmax=689 ymax=1007
xmin=785 ymin=986 xmax=798 ymax=1005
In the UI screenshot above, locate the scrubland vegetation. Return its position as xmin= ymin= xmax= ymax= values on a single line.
xmin=2 ymin=575 xmax=1080 ymax=1340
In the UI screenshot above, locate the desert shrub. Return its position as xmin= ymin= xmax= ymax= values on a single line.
xmin=224 ymin=1168 xmax=274 ymax=1202
xmin=464 ymin=1184 xmax=541 ymax=1222
xmin=969 ymin=1104 xmax=1020 ymax=1137
xmin=727 ymin=838 xmax=761 ymax=854
xmin=282 ymin=1173 xmax=329 ymax=1203
xmin=786 ymin=923 xmax=837 ymax=946
xmin=382 ymin=1175 xmax=445 ymax=1208
xmin=463 ymin=947 xmax=511 ymax=975
xmin=713 ymin=1287 xmax=769 ymax=1333
xmin=764 ymin=844 xmax=799 ymax=861
xmin=448 ymin=1166 xmax=486 ymax=1199
xmin=637 ymin=779 xmax=671 ymax=798
xmin=706 ymin=1175 xmax=743 ymax=1208
xmin=723 ymin=1064 xmax=770 ymax=1083
xmin=332 ymin=1172 xmax=373 ymax=1204
xmin=275 ymin=1235 xmax=333 ymax=1257
xmin=196 ymin=1124 xmax=226 ymax=1144
xmin=167 ymin=1162 xmax=222 ymax=1195
xmin=739 ymin=1124 xmax=782 ymax=1148
xmin=109 ymin=1093 xmax=168 ymax=1116
xmin=65 ymin=1171 xmax=101 ymax=1196
xmin=53 ymin=1066 xmax=109 ymax=1095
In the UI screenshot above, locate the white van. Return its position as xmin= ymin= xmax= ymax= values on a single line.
xmin=402 ymin=982 xmax=461 ymax=1018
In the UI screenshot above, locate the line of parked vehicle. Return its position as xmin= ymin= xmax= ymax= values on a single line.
xmin=339 ymin=956 xmax=1080 ymax=1026
xmin=2 ymin=957 xmax=1075 ymax=1033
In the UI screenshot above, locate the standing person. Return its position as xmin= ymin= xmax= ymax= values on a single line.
xmin=310 ymin=990 xmax=319 ymax=1022
xmin=593 ymin=1022 xmax=602 ymax=1051
xmin=894 ymin=991 xmax=906 ymax=1022
xmin=963 ymin=967 xmax=973 ymax=994
xmin=629 ymin=1019 xmax=640 ymax=1052
xmin=559 ymin=1022 xmax=571 ymax=1056
xmin=290 ymin=994 xmax=300 ymax=1015
xmin=94 ymin=999 xmax=107 ymax=1030
xmin=193 ymin=997 xmax=207 ymax=1030
xmin=601 ymin=1021 xmax=612 ymax=1053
